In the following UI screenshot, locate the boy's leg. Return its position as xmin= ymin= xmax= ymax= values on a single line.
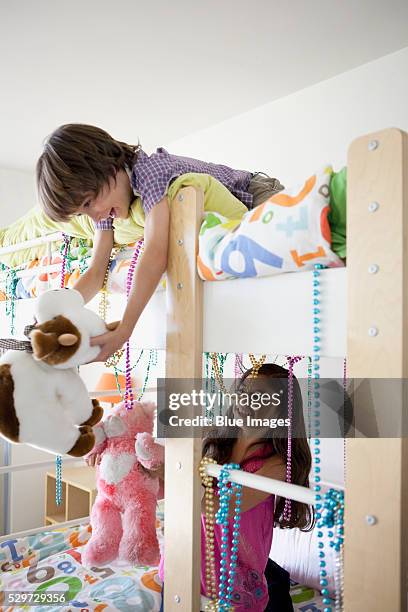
xmin=248 ymin=173 xmax=284 ymax=208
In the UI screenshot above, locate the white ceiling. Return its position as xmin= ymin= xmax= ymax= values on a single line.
xmin=1 ymin=0 xmax=408 ymax=171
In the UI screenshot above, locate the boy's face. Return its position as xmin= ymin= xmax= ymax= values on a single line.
xmin=76 ymin=169 xmax=133 ymax=223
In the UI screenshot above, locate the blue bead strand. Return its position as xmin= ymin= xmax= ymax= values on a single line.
xmin=311 ymin=263 xmax=334 ymax=611
xmin=55 ymin=455 xmax=62 ymax=506
xmin=311 ymin=263 xmax=345 ymax=611
xmin=215 ymin=463 xmax=242 ymax=611
xmin=318 ymin=488 xmax=345 ymax=612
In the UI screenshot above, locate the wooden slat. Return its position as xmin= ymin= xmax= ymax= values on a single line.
xmin=345 ymin=128 xmax=408 ymax=611
xmin=164 ymin=187 xmax=204 ymax=612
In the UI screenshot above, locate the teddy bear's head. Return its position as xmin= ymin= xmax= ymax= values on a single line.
xmin=29 ymin=288 xmax=115 ymax=369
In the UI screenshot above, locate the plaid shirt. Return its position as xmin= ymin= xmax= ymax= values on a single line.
xmin=0 ymin=324 xmax=36 ymax=353
xmin=95 ymin=148 xmax=252 ymax=229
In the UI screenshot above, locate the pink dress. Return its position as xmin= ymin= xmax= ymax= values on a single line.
xmin=159 ymin=445 xmax=275 ymax=611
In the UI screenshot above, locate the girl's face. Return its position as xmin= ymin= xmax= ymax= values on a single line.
xmin=232 ymin=375 xmax=284 ymax=435
xmin=77 ymin=169 xmax=133 ymax=223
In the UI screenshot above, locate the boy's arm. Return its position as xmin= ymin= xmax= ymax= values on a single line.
xmin=90 ymin=197 xmax=169 ymax=361
xmin=73 ymin=229 xmax=114 ymax=303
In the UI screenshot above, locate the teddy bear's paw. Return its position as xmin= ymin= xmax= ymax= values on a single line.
xmin=135 ymin=432 xmax=154 ymax=460
xmin=135 ymin=432 xmax=164 ymax=469
xmin=81 ymin=539 xmax=118 ymax=567
xmin=67 ymin=426 xmax=95 ymax=457
xmin=81 ymin=401 xmax=104 ymax=427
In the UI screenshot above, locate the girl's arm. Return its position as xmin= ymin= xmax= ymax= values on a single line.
xmin=74 ymin=229 xmax=114 ymax=303
xmin=201 ymin=456 xmax=286 ymax=515
xmin=90 ymin=197 xmax=169 ymax=361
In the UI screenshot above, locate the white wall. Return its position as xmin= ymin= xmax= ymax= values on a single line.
xmin=0 ymin=167 xmax=36 ymax=227
xmin=167 ymin=46 xmax=408 ymax=184
xmin=166 ymin=47 xmax=408 ymax=486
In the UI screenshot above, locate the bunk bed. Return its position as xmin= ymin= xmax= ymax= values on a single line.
xmin=0 ymin=128 xmax=406 ymax=612
xmin=160 ymin=127 xmax=408 ymax=612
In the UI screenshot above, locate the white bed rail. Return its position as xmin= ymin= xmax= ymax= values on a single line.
xmin=0 ymin=516 xmax=89 ymax=542
xmin=0 ymin=232 xmax=63 ymax=256
xmin=0 ymin=458 xmax=81 ymax=476
xmin=206 ymin=463 xmax=315 ymax=504
xmin=205 ymin=463 xmax=344 ymax=505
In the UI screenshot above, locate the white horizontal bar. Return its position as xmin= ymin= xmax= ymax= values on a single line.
xmin=0 ymin=516 xmax=89 ymax=542
xmin=0 ymin=232 xmax=63 ymax=256
xmin=0 ymin=262 xmax=69 ymax=281
xmin=206 ymin=463 xmax=317 ymax=505
xmin=0 ymin=458 xmax=81 ymax=476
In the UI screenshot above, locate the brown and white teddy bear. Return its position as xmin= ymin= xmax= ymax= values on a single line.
xmin=0 ymin=288 xmax=117 ymax=456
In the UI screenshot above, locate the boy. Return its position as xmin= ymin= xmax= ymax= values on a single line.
xmin=36 ymin=124 xmax=283 ymax=361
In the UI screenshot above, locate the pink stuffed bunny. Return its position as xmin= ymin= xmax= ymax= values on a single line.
xmin=81 ymin=402 xmax=164 ymax=567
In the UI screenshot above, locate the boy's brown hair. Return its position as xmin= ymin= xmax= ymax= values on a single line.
xmin=36 ymin=124 xmax=139 ymax=221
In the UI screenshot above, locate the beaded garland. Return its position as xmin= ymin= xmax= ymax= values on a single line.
xmin=204 ymin=353 xmax=216 ymax=423
xmin=210 ymin=352 xmax=229 ymax=395
xmin=283 ymin=355 xmax=302 ymax=522
xmin=319 ymin=488 xmax=345 ymax=611
xmin=205 ymin=353 xmax=228 ymax=423
xmin=248 ymin=353 xmax=266 ymax=383
xmin=55 ymin=233 xmax=72 ymax=506
xmin=215 ymin=463 xmax=242 ymax=611
xmin=59 ymin=233 xmax=72 ymax=287
xmin=101 ymin=240 xmax=156 ymax=404
xmin=199 ymin=459 xmax=244 ymax=612
xmin=234 ymin=353 xmax=243 ymax=378
xmin=4 ymin=267 xmax=18 ymax=335
xmin=98 ymin=248 xmax=117 ymax=322
xmin=77 ymin=239 xmax=90 ymax=275
xmin=123 ymin=240 xmax=144 ymax=409
xmin=311 ymin=263 xmax=345 ymax=612
xmin=199 ymin=457 xmax=218 ymax=610
xmin=307 ymin=356 xmax=313 ymax=439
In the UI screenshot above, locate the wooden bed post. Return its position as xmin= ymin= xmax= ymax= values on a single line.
xmin=164 ymin=186 xmax=204 ymax=612
xmin=346 ymin=128 xmax=408 ymax=611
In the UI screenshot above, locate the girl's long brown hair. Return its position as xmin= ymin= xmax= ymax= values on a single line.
xmin=202 ymin=363 xmax=314 ymax=530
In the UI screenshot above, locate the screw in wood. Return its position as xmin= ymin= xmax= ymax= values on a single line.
xmin=368 ymin=202 xmax=379 ymax=213
xmin=368 ymin=264 xmax=379 ymax=274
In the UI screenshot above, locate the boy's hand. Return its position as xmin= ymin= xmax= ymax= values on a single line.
xmin=90 ymin=325 xmax=130 ymax=362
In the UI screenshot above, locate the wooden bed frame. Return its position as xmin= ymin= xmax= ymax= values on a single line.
xmin=163 ymin=128 xmax=408 ymax=612
xmin=0 ymin=127 xmax=406 ymax=612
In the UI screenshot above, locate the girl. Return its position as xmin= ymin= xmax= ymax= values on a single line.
xmin=159 ymin=362 xmax=313 ymax=611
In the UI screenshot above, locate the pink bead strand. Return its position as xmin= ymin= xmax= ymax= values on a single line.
xmin=124 ymin=240 xmax=144 ymax=409
xmin=283 ymin=355 xmax=302 ymax=522
xmin=234 ymin=353 xmax=243 ymax=378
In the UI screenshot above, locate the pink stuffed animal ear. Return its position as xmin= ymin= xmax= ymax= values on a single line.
xmin=104 ymin=415 xmax=127 ymax=438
